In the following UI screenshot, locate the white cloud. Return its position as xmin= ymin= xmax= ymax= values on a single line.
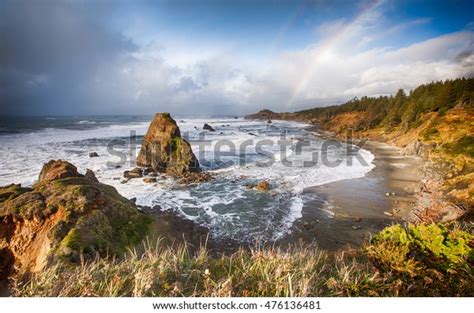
xmin=113 ymin=28 xmax=473 ymax=115
xmin=384 ymin=17 xmax=432 ymax=35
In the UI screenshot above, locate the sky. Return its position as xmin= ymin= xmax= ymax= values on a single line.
xmin=0 ymin=0 xmax=473 ymax=116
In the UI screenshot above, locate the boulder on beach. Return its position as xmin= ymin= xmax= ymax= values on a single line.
xmin=137 ymin=113 xmax=200 ymax=176
xmin=203 ymin=123 xmax=215 ymax=131
xmin=0 ymin=160 xmax=151 ymax=280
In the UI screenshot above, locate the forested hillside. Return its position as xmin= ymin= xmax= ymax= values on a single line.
xmin=297 ymin=78 xmax=473 ymax=132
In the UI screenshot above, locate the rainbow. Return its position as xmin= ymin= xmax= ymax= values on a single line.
xmin=286 ymin=0 xmax=383 ymax=107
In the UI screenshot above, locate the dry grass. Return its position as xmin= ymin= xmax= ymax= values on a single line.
xmin=12 ymin=223 xmax=473 ymax=297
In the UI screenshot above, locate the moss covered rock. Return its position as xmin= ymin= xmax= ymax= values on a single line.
xmin=0 ymin=160 xmax=152 ymax=279
xmin=0 ymin=184 xmax=31 ymax=209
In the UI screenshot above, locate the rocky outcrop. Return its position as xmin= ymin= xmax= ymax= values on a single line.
xmin=38 ymin=160 xmax=82 ymax=183
xmin=137 ymin=113 xmax=200 ymax=176
xmin=403 ymin=139 xmax=434 ymax=158
xmin=244 ymin=109 xmax=299 ymax=121
xmin=176 ymin=172 xmax=213 ymax=185
xmin=84 ymin=169 xmax=99 ymax=183
xmin=0 ymin=160 xmax=152 ymax=280
xmin=245 ymin=109 xmax=275 ymax=120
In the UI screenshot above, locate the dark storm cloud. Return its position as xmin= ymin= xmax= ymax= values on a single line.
xmin=0 ymin=0 xmax=136 ymax=115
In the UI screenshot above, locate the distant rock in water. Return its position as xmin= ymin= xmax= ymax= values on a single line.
xmin=256 ymin=180 xmax=270 ymax=192
xmin=0 ymin=160 xmax=151 ymax=280
xmin=203 ymin=123 xmax=215 ymax=131
xmin=137 ymin=113 xmax=200 ymax=176
xmin=89 ymin=152 xmax=99 ymax=158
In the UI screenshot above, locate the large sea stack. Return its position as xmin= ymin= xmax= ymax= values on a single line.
xmin=137 ymin=113 xmax=200 ymax=176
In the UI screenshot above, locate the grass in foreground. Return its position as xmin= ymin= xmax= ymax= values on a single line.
xmin=13 ymin=223 xmax=473 ymax=297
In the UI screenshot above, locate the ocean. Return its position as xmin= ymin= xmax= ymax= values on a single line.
xmin=0 ymin=115 xmax=375 ymax=242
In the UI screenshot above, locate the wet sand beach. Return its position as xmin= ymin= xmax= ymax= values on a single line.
xmin=277 ymin=140 xmax=424 ymax=251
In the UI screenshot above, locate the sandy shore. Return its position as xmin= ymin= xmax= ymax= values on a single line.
xmin=277 ymin=140 xmax=425 ymax=251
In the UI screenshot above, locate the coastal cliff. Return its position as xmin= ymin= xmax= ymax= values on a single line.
xmin=245 ymin=78 xmax=474 ymax=221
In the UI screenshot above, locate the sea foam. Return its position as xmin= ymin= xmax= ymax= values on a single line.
xmin=0 ymin=117 xmax=375 ymax=242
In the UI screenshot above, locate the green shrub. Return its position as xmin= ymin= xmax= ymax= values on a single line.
xmin=442 ymin=136 xmax=474 ymax=157
xmin=367 ymin=223 xmax=473 ymax=296
xmin=422 ymin=127 xmax=439 ymax=141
